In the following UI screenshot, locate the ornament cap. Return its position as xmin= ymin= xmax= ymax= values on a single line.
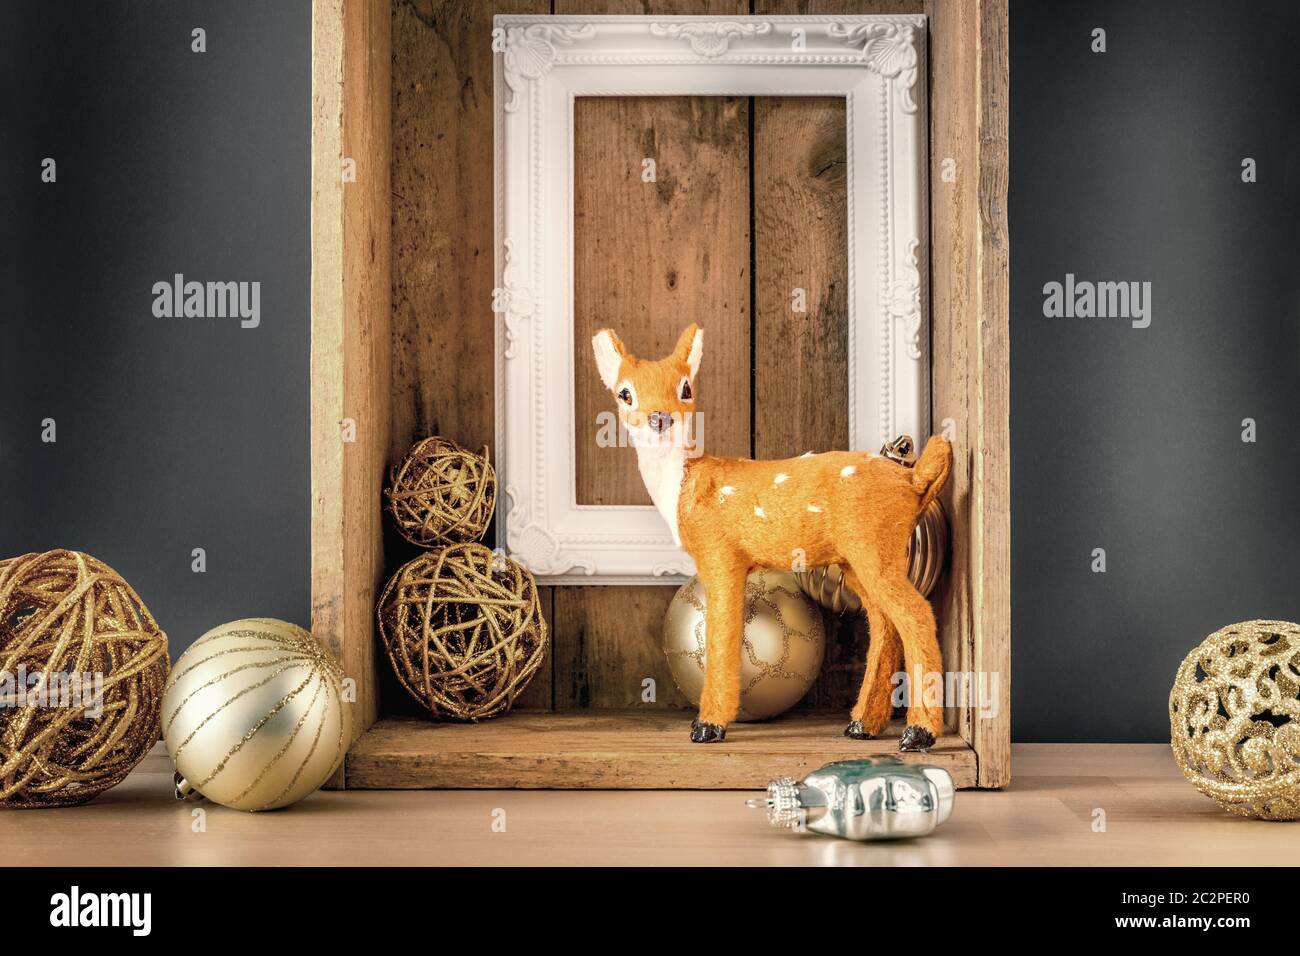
xmin=747 ymin=776 xmax=809 ymax=829
xmin=173 ymin=772 xmax=205 ymax=802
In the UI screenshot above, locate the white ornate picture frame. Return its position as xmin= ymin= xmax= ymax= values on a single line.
xmin=492 ymin=14 xmax=928 ymax=584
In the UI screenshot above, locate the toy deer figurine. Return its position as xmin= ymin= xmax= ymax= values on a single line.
xmin=592 ymin=324 xmax=952 ymax=751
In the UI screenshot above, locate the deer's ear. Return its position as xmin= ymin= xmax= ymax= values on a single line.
xmin=675 ymin=324 xmax=703 ymax=380
xmin=592 ymin=329 xmax=626 ymax=391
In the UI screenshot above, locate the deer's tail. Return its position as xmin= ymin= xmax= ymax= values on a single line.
xmin=911 ymin=436 xmax=952 ymax=512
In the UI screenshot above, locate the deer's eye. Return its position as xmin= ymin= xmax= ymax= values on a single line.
xmin=679 ymin=379 xmax=692 ymax=401
xmin=618 ymin=387 xmax=633 ymax=405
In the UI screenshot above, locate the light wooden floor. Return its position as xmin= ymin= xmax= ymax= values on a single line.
xmin=3 ymin=744 xmax=1295 ymax=866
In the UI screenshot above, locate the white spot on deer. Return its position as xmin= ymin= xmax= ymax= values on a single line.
xmin=718 ymin=485 xmax=736 ymax=502
xmin=801 ymin=451 xmax=814 ymax=457
xmin=773 ymin=473 xmax=788 ymax=485
xmin=840 ymin=465 xmax=857 ymax=478
xmin=807 ymin=504 xmax=823 ymax=513
xmin=754 ymin=506 xmax=766 ymax=519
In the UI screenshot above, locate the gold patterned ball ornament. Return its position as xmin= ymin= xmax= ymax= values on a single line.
xmin=0 ymin=550 xmax=170 ymax=808
xmin=663 ymin=569 xmax=826 ymax=721
xmin=377 ymin=543 xmax=547 ymax=720
xmin=386 ymin=436 xmax=497 ymax=548
xmin=162 ymin=618 xmax=351 ymax=812
xmin=1169 ymin=620 xmax=1300 ymax=820
xmin=795 ymin=436 xmax=949 ymax=614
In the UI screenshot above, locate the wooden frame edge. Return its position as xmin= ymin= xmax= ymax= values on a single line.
xmin=311 ymin=0 xmax=391 ymax=789
xmin=972 ymin=0 xmax=1010 ymax=789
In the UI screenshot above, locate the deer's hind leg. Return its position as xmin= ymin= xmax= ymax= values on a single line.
xmin=845 ymin=602 xmax=902 ymax=739
xmin=841 ymin=550 xmax=943 ymax=753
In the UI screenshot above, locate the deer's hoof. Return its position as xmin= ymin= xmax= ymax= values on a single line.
xmin=843 ymin=720 xmax=874 ymax=740
xmin=690 ymin=719 xmax=726 ymax=743
xmin=899 ymin=725 xmax=936 ymax=752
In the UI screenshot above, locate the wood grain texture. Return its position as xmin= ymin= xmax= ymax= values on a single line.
xmin=346 ymin=712 xmax=977 ymax=788
xmin=751 ymin=96 xmax=848 ymax=462
xmin=551 ymin=586 xmax=689 ymax=709
xmin=391 ymin=0 xmax=539 ymax=458
xmin=971 ymin=0 xmax=1010 ymax=788
xmin=925 ymin=0 xmax=977 ymax=750
xmin=754 ymin=1 xmax=923 ymax=22
xmin=312 ymin=0 xmax=392 ymax=789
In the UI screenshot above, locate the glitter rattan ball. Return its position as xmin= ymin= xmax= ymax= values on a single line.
xmin=1170 ymin=620 xmax=1300 ymax=820
xmin=377 ymin=543 xmax=547 ymax=720
xmin=0 ymin=550 xmax=169 ymax=808
xmin=386 ymin=437 xmax=496 ymax=547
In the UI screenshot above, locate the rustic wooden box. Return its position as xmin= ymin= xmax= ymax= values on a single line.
xmin=310 ymin=0 xmax=1009 ymax=790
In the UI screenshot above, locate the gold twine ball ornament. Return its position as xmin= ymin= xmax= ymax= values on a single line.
xmin=0 ymin=550 xmax=169 ymax=809
xmin=377 ymin=543 xmax=547 ymax=720
xmin=795 ymin=436 xmax=949 ymax=615
xmin=386 ymin=437 xmax=496 ymax=547
xmin=663 ymin=569 xmax=825 ymax=721
xmin=1170 ymin=620 xmax=1300 ymax=820
xmin=162 ymin=618 xmax=351 ymax=812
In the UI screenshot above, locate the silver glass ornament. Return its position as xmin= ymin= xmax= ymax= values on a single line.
xmin=747 ymin=757 xmax=954 ymax=840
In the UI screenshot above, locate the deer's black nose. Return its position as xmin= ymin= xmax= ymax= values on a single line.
xmin=648 ymin=411 xmax=673 ymax=433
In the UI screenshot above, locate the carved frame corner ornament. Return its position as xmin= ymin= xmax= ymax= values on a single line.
xmin=492 ymin=14 xmax=929 ymax=584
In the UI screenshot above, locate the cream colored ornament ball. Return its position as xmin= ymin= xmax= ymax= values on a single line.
xmin=1170 ymin=619 xmax=1300 ymax=820
xmin=663 ymin=570 xmax=825 ymax=721
xmin=163 ymin=618 xmax=351 ymax=811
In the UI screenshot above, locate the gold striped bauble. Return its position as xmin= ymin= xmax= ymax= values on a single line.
xmin=162 ymin=618 xmax=350 ymax=812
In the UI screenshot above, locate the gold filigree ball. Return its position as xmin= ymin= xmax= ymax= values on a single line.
xmin=663 ymin=570 xmax=825 ymax=721
xmin=1170 ymin=620 xmax=1300 ymax=820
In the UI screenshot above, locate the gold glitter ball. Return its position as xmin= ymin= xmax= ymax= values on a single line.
xmin=0 ymin=550 xmax=169 ymax=809
xmin=1169 ymin=620 xmax=1300 ymax=821
xmin=663 ymin=570 xmax=825 ymax=721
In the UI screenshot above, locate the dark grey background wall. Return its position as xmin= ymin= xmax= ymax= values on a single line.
xmin=1011 ymin=0 xmax=1300 ymax=741
xmin=4 ymin=1 xmax=1297 ymax=741
xmin=0 ymin=2 xmax=311 ymax=653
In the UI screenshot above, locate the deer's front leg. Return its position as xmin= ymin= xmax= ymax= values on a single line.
xmin=692 ymin=562 xmax=748 ymax=743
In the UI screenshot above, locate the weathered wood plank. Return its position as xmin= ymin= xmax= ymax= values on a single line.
xmin=312 ymin=0 xmax=392 ymax=788
xmin=346 ymin=711 xmax=979 ymax=788
xmin=391 ymin=0 xmax=543 ymax=459
xmin=924 ymin=0 xmax=977 ymax=747
xmin=551 ymin=586 xmax=690 ymax=709
xmin=971 ymin=0 xmax=1010 ymax=788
